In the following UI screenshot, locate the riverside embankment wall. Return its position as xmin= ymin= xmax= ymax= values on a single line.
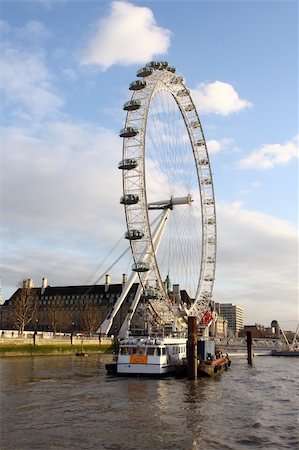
xmin=0 ymin=336 xmax=114 ymax=357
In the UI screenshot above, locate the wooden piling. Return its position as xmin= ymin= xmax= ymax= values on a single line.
xmin=188 ymin=316 xmax=198 ymax=380
xmin=246 ymin=331 xmax=253 ymax=365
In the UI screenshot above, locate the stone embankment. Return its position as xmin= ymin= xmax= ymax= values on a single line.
xmin=0 ymin=334 xmax=114 ymax=357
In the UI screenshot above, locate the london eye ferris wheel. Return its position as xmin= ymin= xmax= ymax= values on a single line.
xmin=118 ymin=61 xmax=217 ymax=328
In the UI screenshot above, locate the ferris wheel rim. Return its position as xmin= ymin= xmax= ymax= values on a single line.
xmin=119 ymin=62 xmax=217 ymax=320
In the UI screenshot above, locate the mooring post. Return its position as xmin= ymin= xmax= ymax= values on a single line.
xmin=188 ymin=316 xmax=198 ymax=380
xmin=246 ymin=331 xmax=253 ymax=365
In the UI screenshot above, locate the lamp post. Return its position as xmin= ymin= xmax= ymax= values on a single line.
xmin=71 ymin=322 xmax=75 ymax=345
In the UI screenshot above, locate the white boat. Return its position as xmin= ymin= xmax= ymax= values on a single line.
xmin=108 ymin=336 xmax=187 ymax=376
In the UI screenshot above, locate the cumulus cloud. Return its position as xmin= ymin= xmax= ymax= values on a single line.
xmin=206 ymin=138 xmax=234 ymax=154
xmin=15 ymin=20 xmax=53 ymax=40
xmin=214 ymin=201 xmax=298 ymax=324
xmin=192 ymin=81 xmax=252 ymax=116
xmin=80 ymin=1 xmax=171 ymax=70
xmin=0 ymin=119 xmax=128 ymax=294
xmin=0 ymin=43 xmax=63 ymax=117
xmin=237 ymin=136 xmax=299 ymax=169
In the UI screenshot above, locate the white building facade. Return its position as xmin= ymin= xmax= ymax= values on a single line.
xmin=216 ymin=303 xmax=244 ymax=336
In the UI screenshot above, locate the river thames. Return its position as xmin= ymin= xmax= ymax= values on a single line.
xmin=1 ymin=354 xmax=298 ymax=450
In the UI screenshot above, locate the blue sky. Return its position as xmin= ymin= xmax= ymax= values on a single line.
xmin=0 ymin=0 xmax=298 ymax=328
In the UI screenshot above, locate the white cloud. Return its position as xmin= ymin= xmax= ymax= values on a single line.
xmin=1 ymin=119 xmax=127 ymax=297
xmin=0 ymin=44 xmax=63 ymax=117
xmin=237 ymin=136 xmax=299 ymax=169
xmin=214 ymin=201 xmax=298 ymax=325
xmin=80 ymin=1 xmax=171 ymax=70
xmin=206 ymin=138 xmax=234 ymax=154
xmin=61 ymin=68 xmax=77 ymax=80
xmin=192 ymin=81 xmax=252 ymax=116
xmin=16 ymin=20 xmax=53 ymax=40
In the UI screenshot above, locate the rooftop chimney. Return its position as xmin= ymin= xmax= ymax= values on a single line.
xmin=105 ymin=274 xmax=110 ymax=292
xmin=41 ymin=277 xmax=47 ymax=295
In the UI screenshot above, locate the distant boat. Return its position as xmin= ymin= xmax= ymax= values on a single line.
xmin=271 ymin=349 xmax=299 ymax=357
xmin=271 ymin=322 xmax=299 ymax=357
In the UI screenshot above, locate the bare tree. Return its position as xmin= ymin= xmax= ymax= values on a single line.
xmin=11 ymin=281 xmax=39 ymax=335
xmin=46 ymin=295 xmax=71 ymax=334
xmin=79 ymin=296 xmax=102 ymax=335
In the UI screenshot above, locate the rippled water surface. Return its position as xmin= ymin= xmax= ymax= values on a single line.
xmin=1 ymin=354 xmax=298 ymax=449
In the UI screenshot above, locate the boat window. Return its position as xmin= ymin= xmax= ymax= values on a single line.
xmin=137 ymin=347 xmax=146 ymax=355
xmin=147 ymin=348 xmax=155 ymax=356
xmin=156 ymin=348 xmax=161 ymax=356
xmin=120 ymin=347 xmax=129 ymax=355
xmin=161 ymin=348 xmax=166 ymax=355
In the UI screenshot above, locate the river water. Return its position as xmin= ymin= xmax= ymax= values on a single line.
xmin=0 ymin=354 xmax=298 ymax=450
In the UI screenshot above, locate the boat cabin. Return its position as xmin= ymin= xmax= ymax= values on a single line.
xmin=117 ymin=337 xmax=187 ymax=376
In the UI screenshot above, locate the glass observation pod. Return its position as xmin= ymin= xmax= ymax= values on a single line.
xmin=120 ymin=194 xmax=139 ymax=205
xmin=199 ymin=158 xmax=209 ymax=165
xmin=207 ymin=237 xmax=216 ymax=244
xmin=207 ymin=218 xmax=216 ymax=225
xmin=170 ymin=76 xmax=184 ymax=84
xmin=202 ymin=177 xmax=212 ymax=185
xmin=177 ymin=88 xmax=189 ymax=96
xmin=129 ymin=80 xmax=146 ymax=91
xmin=125 ymin=229 xmax=144 ymax=240
xmin=119 ymin=127 xmax=139 ymax=138
xmin=204 ymin=198 xmax=214 ymax=205
xmin=132 ymin=261 xmax=150 ymax=272
xmin=146 ymin=61 xmax=169 ymax=70
xmin=136 ymin=67 xmax=153 ymax=77
xmin=157 ymin=61 xmax=169 ymax=70
xmin=142 ymin=288 xmax=159 ymax=300
xmin=195 ymin=140 xmax=205 ymax=146
xmin=191 ymin=121 xmax=200 ymax=128
xmin=118 ymin=158 xmax=138 ymax=170
xmin=185 ymin=104 xmax=195 ymax=112
xmin=166 ymin=65 xmax=176 ymax=73
xmin=206 ymin=256 xmax=215 ymax=263
xmin=123 ymin=99 xmax=142 ymax=111
xmin=204 ymin=276 xmax=214 ymax=282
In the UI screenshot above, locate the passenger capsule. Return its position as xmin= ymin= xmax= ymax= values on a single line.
xmin=118 ymin=158 xmax=138 ymax=170
xmin=204 ymin=276 xmax=213 ymax=282
xmin=129 ymin=80 xmax=146 ymax=91
xmin=119 ymin=127 xmax=139 ymax=138
xmin=185 ymin=104 xmax=195 ymax=112
xmin=123 ymin=100 xmax=141 ymax=111
xmin=167 ymin=66 xmax=176 ymax=73
xmin=142 ymin=288 xmax=159 ymax=299
xmin=204 ymin=198 xmax=214 ymax=205
xmin=146 ymin=61 xmax=161 ymax=70
xmin=207 ymin=256 xmax=215 ymax=263
xmin=132 ymin=262 xmax=150 ymax=272
xmin=195 ymin=140 xmax=205 ymax=146
xmin=207 ymin=218 xmax=215 ymax=225
xmin=199 ymin=158 xmax=209 ymax=165
xmin=125 ymin=229 xmax=144 ymax=240
xmin=177 ymin=88 xmax=189 ymax=96
xmin=136 ymin=67 xmax=153 ymax=77
xmin=120 ymin=194 xmax=139 ymax=205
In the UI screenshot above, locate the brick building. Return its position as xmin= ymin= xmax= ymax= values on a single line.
xmin=0 ymin=276 xmax=192 ymax=336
